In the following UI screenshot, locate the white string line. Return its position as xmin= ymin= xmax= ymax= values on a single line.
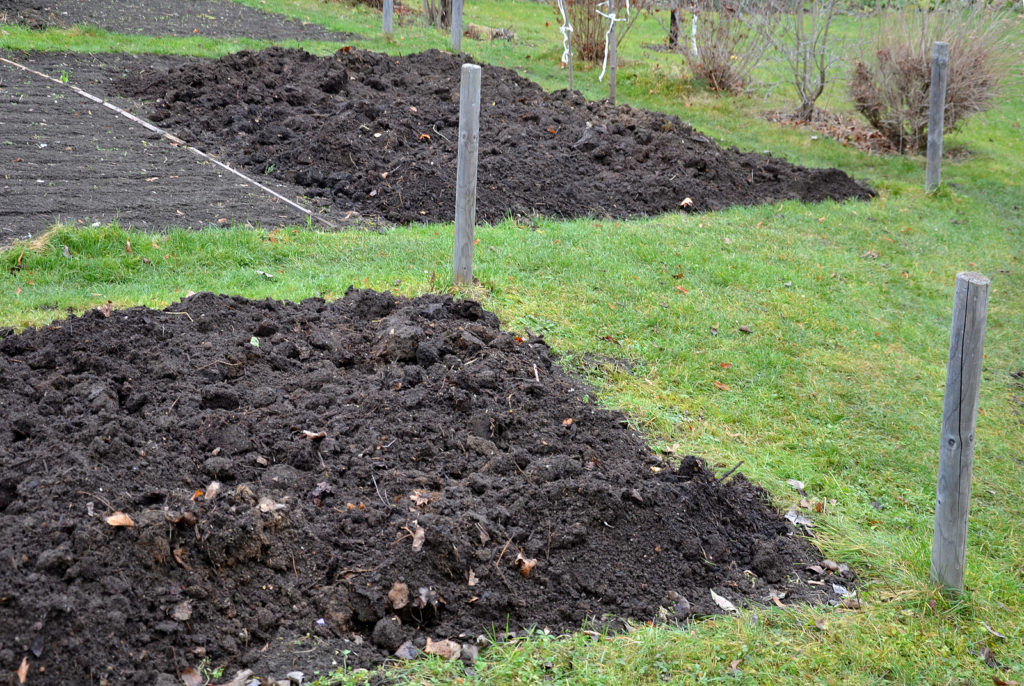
xmin=555 ymin=0 xmax=574 ymax=66
xmin=595 ymin=0 xmax=628 ymax=82
xmin=0 ymin=56 xmax=339 ymax=230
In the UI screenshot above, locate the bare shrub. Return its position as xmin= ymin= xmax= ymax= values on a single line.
xmin=683 ymin=0 xmax=773 ymax=93
xmin=768 ymin=0 xmax=845 ymax=121
xmin=849 ymin=4 xmax=1010 ymax=153
xmin=560 ymin=0 xmax=649 ymax=64
xmin=424 ymin=0 xmax=452 ymax=30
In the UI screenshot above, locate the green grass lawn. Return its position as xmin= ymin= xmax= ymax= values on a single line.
xmin=1 ymin=2 xmax=1023 ymax=683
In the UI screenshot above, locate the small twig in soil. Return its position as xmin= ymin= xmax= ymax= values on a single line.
xmin=495 ymin=536 xmax=514 ymax=568
xmin=291 ymin=553 xmax=299 ymax=583
xmin=339 ymin=567 xmax=376 ymax=579
xmin=162 ymin=311 xmax=194 ymax=322
xmin=76 ymin=490 xmax=114 ymax=512
xmin=371 ymin=473 xmax=388 ymax=507
xmin=432 ymin=124 xmax=451 ymax=142
xmin=192 ymin=359 xmax=243 ymax=371
xmin=533 ymin=364 xmax=540 ymax=382
xmin=716 ymin=460 xmax=744 ymax=483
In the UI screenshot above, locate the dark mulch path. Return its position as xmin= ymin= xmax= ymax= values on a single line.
xmin=118 ymin=46 xmax=875 ymax=225
xmin=0 ymin=51 xmax=357 ymax=245
xmin=0 ymin=290 xmax=851 ymax=684
xmin=0 ymin=0 xmax=358 ymax=42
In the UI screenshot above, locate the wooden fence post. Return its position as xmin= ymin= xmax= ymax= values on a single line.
xmin=925 ymin=41 xmax=949 ymax=193
xmin=383 ymin=0 xmax=393 ymax=37
xmin=450 ymin=0 xmax=464 ymax=52
xmin=453 ymin=64 xmax=481 ymax=285
xmin=608 ymin=0 xmax=617 ymax=104
xmin=930 ymin=271 xmax=990 ymax=593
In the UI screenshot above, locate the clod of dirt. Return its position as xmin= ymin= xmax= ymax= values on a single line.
xmin=0 ymin=289 xmax=846 ymax=682
xmin=116 ymin=47 xmax=874 ymax=225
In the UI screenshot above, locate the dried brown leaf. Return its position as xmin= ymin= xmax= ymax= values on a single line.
xmin=204 ymin=481 xmax=222 ymax=501
xmin=16 ymin=657 xmax=28 ymax=684
xmin=105 ymin=511 xmax=134 ymax=527
xmin=713 ymin=380 xmax=730 ymax=391
xmin=710 ymin=589 xmax=737 ymax=613
xmin=181 ymin=667 xmax=203 ymax=686
xmin=388 ymin=581 xmax=409 ymax=610
xmin=424 ymin=638 xmax=461 ymax=660
xmin=171 ymin=600 xmax=193 ymax=621
xmin=412 ymin=525 xmax=426 ymax=552
xmin=172 ymin=547 xmax=191 ymax=570
xmin=515 ymin=552 xmax=538 ymax=578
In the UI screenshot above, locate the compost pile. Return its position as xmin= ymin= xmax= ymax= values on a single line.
xmin=0 ymin=291 xmax=848 ymax=683
xmin=118 ymin=47 xmax=874 ymax=225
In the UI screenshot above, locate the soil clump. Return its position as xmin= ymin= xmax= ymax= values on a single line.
xmin=0 ymin=290 xmax=851 ymax=683
xmin=119 ymin=47 xmax=875 ymax=225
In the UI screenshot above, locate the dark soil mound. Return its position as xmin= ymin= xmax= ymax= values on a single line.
xmin=0 ymin=291 xmax=847 ymax=683
xmin=118 ymin=47 xmax=875 ymax=225
xmin=0 ymin=0 xmax=358 ymax=42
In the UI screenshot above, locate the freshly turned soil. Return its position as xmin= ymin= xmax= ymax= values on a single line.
xmin=0 ymin=51 xmax=356 ymax=245
xmin=0 ymin=0 xmax=358 ymax=42
xmin=0 ymin=290 xmax=851 ymax=683
xmin=118 ymin=46 xmax=875 ymax=225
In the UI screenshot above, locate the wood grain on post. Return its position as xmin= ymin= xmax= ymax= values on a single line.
xmin=450 ymin=0 xmax=464 ymax=52
xmin=453 ymin=64 xmax=481 ymax=285
xmin=383 ymin=0 xmax=393 ymax=37
xmin=925 ymin=41 xmax=949 ymax=193
xmin=930 ymin=271 xmax=990 ymax=593
xmin=608 ymin=0 xmax=617 ymax=105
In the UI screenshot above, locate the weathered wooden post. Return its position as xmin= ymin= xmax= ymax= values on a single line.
xmin=450 ymin=0 xmax=464 ymax=52
xmin=925 ymin=41 xmax=949 ymax=193
xmin=608 ymin=0 xmax=617 ymax=104
xmin=383 ymin=0 xmax=394 ymax=37
xmin=930 ymin=271 xmax=990 ymax=593
xmin=453 ymin=64 xmax=481 ymax=285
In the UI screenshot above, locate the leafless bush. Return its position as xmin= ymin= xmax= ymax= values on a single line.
xmin=767 ymin=0 xmax=845 ymax=121
xmin=849 ymin=4 xmax=1010 ymax=153
xmin=424 ymin=0 xmax=452 ymax=30
xmin=560 ymin=0 xmax=650 ymax=63
xmin=683 ymin=0 xmax=773 ymax=93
